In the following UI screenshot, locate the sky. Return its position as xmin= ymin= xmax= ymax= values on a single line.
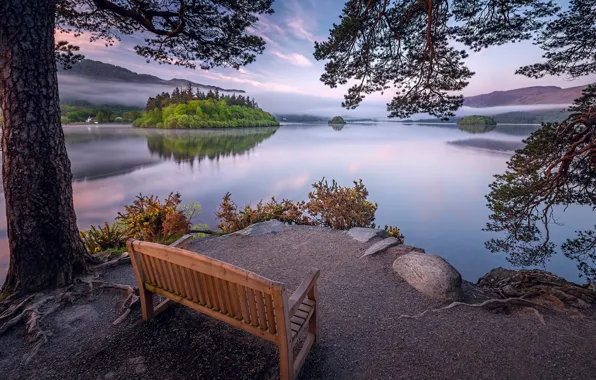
xmin=57 ymin=0 xmax=596 ymax=118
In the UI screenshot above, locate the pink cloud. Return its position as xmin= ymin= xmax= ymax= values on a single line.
xmin=271 ymin=51 xmax=313 ymax=67
xmin=287 ymin=18 xmax=318 ymax=43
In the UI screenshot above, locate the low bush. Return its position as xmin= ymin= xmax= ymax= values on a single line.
xmin=80 ymin=222 xmax=126 ymax=254
xmin=117 ymin=192 xmax=194 ymax=244
xmin=216 ymin=178 xmax=395 ymax=235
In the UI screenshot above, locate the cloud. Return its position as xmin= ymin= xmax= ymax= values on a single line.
xmin=287 ymin=18 xmax=318 ymax=43
xmin=271 ymin=51 xmax=313 ymax=67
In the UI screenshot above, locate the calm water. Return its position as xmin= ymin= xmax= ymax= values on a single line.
xmin=0 ymin=122 xmax=592 ymax=283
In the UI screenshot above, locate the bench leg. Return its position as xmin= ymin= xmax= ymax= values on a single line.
xmin=308 ymin=284 xmax=319 ymax=345
xmin=278 ymin=340 xmax=294 ymax=380
xmin=139 ymin=287 xmax=155 ymax=321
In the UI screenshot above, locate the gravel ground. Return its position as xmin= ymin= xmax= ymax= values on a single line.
xmin=2 ymin=227 xmax=595 ymax=379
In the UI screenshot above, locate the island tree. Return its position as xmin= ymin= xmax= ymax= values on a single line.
xmin=0 ymin=0 xmax=274 ymax=296
xmin=317 ymin=0 xmax=595 ymax=278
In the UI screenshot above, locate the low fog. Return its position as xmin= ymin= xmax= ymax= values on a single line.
xmin=58 ymin=75 xmax=571 ymax=119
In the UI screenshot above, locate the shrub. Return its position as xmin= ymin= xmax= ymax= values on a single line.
xmin=216 ymin=178 xmax=388 ymax=233
xmin=117 ymin=192 xmax=193 ymax=244
xmin=303 ymin=178 xmax=377 ymax=229
xmin=216 ymin=194 xmax=311 ymax=233
xmin=80 ymin=222 xmax=127 ymax=254
xmin=384 ymin=225 xmax=405 ymax=244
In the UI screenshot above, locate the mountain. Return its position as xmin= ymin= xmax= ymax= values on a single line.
xmin=58 ymin=59 xmax=245 ymax=93
xmin=464 ymin=85 xmax=585 ymax=107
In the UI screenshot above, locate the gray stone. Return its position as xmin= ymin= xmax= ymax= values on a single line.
xmin=392 ymin=253 xmax=462 ymax=301
xmin=233 ymin=220 xmax=286 ymax=236
xmin=359 ymin=237 xmax=400 ymax=258
xmin=347 ymin=227 xmax=389 ymax=243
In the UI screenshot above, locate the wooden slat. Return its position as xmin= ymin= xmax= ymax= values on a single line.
xmin=248 ymin=289 xmax=260 ymax=328
xmin=139 ymin=254 xmax=155 ymax=285
xmin=145 ymin=284 xmax=279 ymax=344
xmin=166 ymin=261 xmax=181 ymax=295
xmin=182 ymin=267 xmax=198 ymax=302
xmin=294 ymin=309 xmax=309 ymax=321
xmin=238 ymin=285 xmax=251 ymax=324
xmin=178 ymin=266 xmax=193 ymax=300
xmin=206 ymin=275 xmax=220 ymax=311
xmin=213 ymin=278 xmax=228 ymax=314
xmin=147 ymin=256 xmax=163 ymax=288
xmin=228 ymin=283 xmax=242 ymax=320
xmin=158 ymin=258 xmax=174 ymax=293
xmin=130 ymin=240 xmax=282 ymax=293
xmin=190 ymin=270 xmax=206 ymax=305
xmin=256 ymin=291 xmax=268 ymax=330
xmin=198 ymin=272 xmax=211 ymax=307
xmin=264 ymin=293 xmax=276 ymax=334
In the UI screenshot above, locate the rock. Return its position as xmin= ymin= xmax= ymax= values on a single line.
xmin=392 ymin=253 xmax=462 ymax=301
xmin=359 ymin=237 xmax=400 ymax=258
xmin=233 ymin=220 xmax=286 ymax=236
xmin=347 ymin=227 xmax=389 ymax=243
xmin=129 ymin=357 xmax=147 ymax=374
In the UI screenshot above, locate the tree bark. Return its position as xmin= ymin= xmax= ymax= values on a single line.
xmin=0 ymin=0 xmax=89 ymax=295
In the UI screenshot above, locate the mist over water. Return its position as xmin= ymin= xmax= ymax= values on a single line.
xmin=0 ymin=122 xmax=591 ymax=285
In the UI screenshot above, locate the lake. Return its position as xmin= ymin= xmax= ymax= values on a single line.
xmin=0 ymin=122 xmax=592 ymax=284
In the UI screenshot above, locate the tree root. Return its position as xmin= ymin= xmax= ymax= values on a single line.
xmin=400 ymin=297 xmax=548 ymax=325
xmin=1 ymin=278 xmax=141 ymax=363
xmin=91 ymin=253 xmax=131 ymax=271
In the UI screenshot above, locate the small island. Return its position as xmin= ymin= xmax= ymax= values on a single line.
xmin=133 ymin=86 xmax=280 ymax=129
xmin=328 ymin=116 xmax=346 ymax=125
xmin=457 ymin=115 xmax=497 ymax=126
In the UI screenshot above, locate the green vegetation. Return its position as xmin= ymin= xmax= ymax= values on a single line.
xmin=458 ymin=124 xmax=496 ymax=134
xmin=492 ymin=110 xmax=571 ymax=124
xmin=457 ymin=115 xmax=497 ymax=126
xmin=60 ymin=100 xmax=143 ymax=125
xmin=81 ymin=193 xmax=204 ymax=254
xmin=133 ymin=85 xmax=279 ymax=129
xmin=485 ymin=86 xmax=596 ymax=280
xmin=217 ymin=178 xmax=402 ymax=241
xmin=328 ymin=116 xmax=346 ymax=125
xmin=146 ymin=128 xmax=278 ymax=163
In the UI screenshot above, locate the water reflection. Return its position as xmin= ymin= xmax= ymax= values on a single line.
xmin=0 ymin=123 xmax=590 ymax=285
xmin=146 ymin=127 xmax=279 ymax=163
xmin=457 ymin=124 xmax=496 ymax=134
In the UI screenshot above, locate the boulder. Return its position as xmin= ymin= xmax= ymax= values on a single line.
xmin=233 ymin=220 xmax=286 ymax=236
xmin=347 ymin=227 xmax=389 ymax=243
xmin=392 ymin=253 xmax=462 ymax=301
xmin=359 ymin=237 xmax=400 ymax=258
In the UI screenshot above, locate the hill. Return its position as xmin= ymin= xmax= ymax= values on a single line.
xmin=400 ymin=109 xmax=572 ymax=125
xmin=464 ymin=85 xmax=585 ymax=107
xmin=58 ymin=59 xmax=244 ymax=93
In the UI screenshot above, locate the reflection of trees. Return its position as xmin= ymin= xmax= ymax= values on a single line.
xmin=330 ymin=124 xmax=344 ymax=131
xmin=146 ymin=127 xmax=278 ymax=163
xmin=457 ymin=124 xmax=496 ymax=134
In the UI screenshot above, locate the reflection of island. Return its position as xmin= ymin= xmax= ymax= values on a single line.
xmin=330 ymin=124 xmax=345 ymax=131
xmin=66 ymin=131 xmax=161 ymax=182
xmin=146 ymin=127 xmax=279 ymax=163
xmin=447 ymin=138 xmax=524 ymax=152
xmin=457 ymin=124 xmax=496 ymax=134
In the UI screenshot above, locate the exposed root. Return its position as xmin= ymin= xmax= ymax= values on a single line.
xmin=400 ymin=297 xmax=548 ymax=326
xmin=1 ymin=278 xmax=140 ymax=362
xmin=91 ymin=253 xmax=131 ymax=271
xmin=89 ymin=280 xmax=139 ymax=325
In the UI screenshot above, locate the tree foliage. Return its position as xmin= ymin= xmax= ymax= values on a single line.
xmin=55 ymin=0 xmax=274 ymax=69
xmin=485 ymin=85 xmax=595 ymax=279
xmin=134 ymin=86 xmax=277 ymax=128
xmin=314 ymin=0 xmax=581 ymax=119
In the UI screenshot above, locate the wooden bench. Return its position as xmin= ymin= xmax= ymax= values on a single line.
xmin=127 ymin=238 xmax=320 ymax=380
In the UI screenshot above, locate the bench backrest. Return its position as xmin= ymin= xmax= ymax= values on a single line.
xmin=128 ymin=239 xmax=287 ymax=342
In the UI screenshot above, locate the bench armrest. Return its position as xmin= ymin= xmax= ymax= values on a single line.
xmin=288 ymin=268 xmax=320 ymax=316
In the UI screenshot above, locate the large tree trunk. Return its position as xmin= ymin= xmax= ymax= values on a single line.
xmin=0 ymin=0 xmax=89 ymax=295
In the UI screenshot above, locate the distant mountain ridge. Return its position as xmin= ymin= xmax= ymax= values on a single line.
xmin=464 ymin=85 xmax=585 ymax=107
xmin=58 ymin=59 xmax=245 ymax=93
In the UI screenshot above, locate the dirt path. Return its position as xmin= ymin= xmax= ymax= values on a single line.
xmin=2 ymin=226 xmax=595 ymax=379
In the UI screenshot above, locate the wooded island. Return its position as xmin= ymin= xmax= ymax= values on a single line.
xmin=134 ymin=86 xmax=279 ymax=129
